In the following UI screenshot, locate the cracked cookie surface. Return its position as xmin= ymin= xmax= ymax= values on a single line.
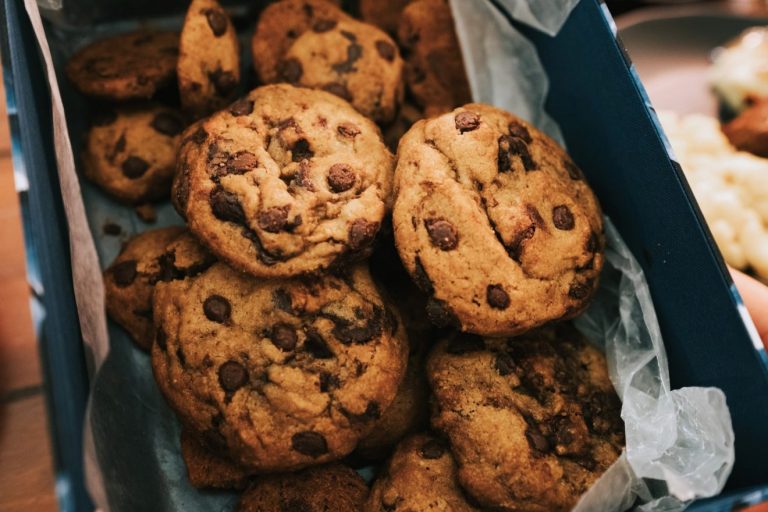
xmin=67 ymin=31 xmax=179 ymax=101
xmin=252 ymin=0 xmax=404 ymax=123
xmin=365 ymin=433 xmax=479 ymax=512
xmin=393 ymin=104 xmax=604 ymax=336
xmin=427 ymin=327 xmax=624 ymax=512
xmin=151 ymin=262 xmax=408 ymax=472
xmin=83 ymin=104 xmax=185 ymax=204
xmin=178 ymin=0 xmax=240 ymax=118
xmin=104 ymin=228 xmax=214 ymax=350
xmin=173 ymin=84 xmax=394 ymax=277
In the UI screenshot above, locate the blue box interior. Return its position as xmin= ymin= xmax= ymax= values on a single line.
xmin=1 ymin=0 xmax=766 ymax=510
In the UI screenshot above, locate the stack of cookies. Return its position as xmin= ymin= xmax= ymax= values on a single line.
xmin=69 ymin=1 xmax=625 ymax=510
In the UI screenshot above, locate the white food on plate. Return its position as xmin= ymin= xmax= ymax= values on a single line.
xmin=710 ymin=26 xmax=768 ymax=112
xmin=658 ymin=110 xmax=768 ymax=278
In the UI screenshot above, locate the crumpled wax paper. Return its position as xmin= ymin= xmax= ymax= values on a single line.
xmin=22 ymin=0 xmax=736 ymax=509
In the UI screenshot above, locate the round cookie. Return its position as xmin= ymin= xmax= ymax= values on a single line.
xmin=365 ymin=433 xmax=479 ymax=512
xmin=151 ymin=263 xmax=408 ymax=472
xmin=393 ymin=104 xmax=604 ymax=336
xmin=180 ymin=427 xmax=251 ymax=490
xmin=427 ymin=327 xmax=624 ymax=512
xmin=252 ymin=0 xmax=404 ymax=123
xmin=238 ymin=464 xmax=368 ymax=512
xmin=83 ymin=104 xmax=185 ymax=204
xmin=104 ymin=227 xmax=214 ymax=351
xmin=398 ymin=0 xmax=472 ymax=116
xmin=66 ymin=31 xmax=179 ymax=101
xmin=173 ymin=84 xmax=394 ymax=278
xmin=178 ymin=0 xmax=241 ymax=119
xmin=358 ymin=0 xmax=412 ymax=35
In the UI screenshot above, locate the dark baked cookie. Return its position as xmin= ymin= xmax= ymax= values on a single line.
xmin=180 ymin=427 xmax=251 ymax=490
xmin=393 ymin=104 xmax=604 ymax=336
xmin=151 ymin=263 xmax=408 ymax=472
xmin=427 ymin=327 xmax=624 ymax=512
xmin=178 ymin=0 xmax=241 ymax=119
xmin=398 ymin=0 xmax=471 ymax=116
xmin=83 ymin=104 xmax=185 ymax=204
xmin=173 ymin=84 xmax=394 ymax=278
xmin=358 ymin=0 xmax=412 ymax=35
xmin=238 ymin=464 xmax=368 ymax=512
xmin=365 ymin=433 xmax=478 ymax=512
xmin=104 ymin=227 xmax=213 ymax=350
xmin=252 ymin=0 xmax=404 ymax=123
xmin=66 ymin=31 xmax=179 ymax=101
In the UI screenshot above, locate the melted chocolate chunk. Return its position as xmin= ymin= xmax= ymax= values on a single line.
xmin=291 ymin=138 xmax=313 ymax=162
xmin=327 ymin=163 xmax=355 ymax=192
xmin=258 ymin=206 xmax=289 ymax=233
xmin=203 ymin=294 xmax=231 ymax=323
xmin=497 ymin=134 xmax=536 ymax=172
xmin=304 ymin=328 xmax=334 ymax=359
xmin=210 ymin=186 xmax=245 ymax=224
xmin=508 ymin=121 xmax=532 ymax=143
xmin=455 ymin=111 xmax=481 ymax=133
xmin=204 ymin=8 xmax=228 ymax=36
xmin=348 ymin=219 xmax=379 ymax=251
xmin=121 ymin=156 xmax=149 ymax=178
xmin=486 ymin=284 xmax=510 ymax=310
xmin=291 ymin=431 xmax=328 ymax=457
xmin=552 ymin=205 xmax=575 ymax=230
xmin=332 ymin=42 xmax=363 ymax=73
xmin=229 ymin=99 xmax=254 ymax=117
xmin=375 ymin=40 xmax=396 ymax=61
xmin=337 ymin=122 xmax=360 ymax=138
xmin=278 ymin=58 xmax=303 ymax=84
xmin=111 ymin=260 xmax=138 ymax=287
xmin=420 ymin=439 xmax=446 ymax=459
xmin=218 ymin=360 xmax=248 ymax=392
xmin=424 ymin=218 xmax=459 ymax=251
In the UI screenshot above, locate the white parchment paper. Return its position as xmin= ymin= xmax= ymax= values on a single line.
xmin=21 ymin=0 xmax=736 ymax=510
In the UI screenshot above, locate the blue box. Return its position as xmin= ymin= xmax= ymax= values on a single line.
xmin=2 ymin=0 xmax=766 ymax=510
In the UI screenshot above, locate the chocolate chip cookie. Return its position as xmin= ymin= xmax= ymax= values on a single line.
xmin=66 ymin=31 xmax=179 ymax=101
xmin=151 ymin=263 xmax=408 ymax=471
xmin=393 ymin=104 xmax=604 ymax=336
xmin=358 ymin=0 xmax=412 ymax=35
xmin=180 ymin=427 xmax=251 ymax=489
xmin=252 ymin=0 xmax=404 ymax=123
xmin=178 ymin=0 xmax=241 ymax=119
xmin=238 ymin=464 xmax=368 ymax=512
xmin=104 ymin=228 xmax=213 ymax=350
xmin=398 ymin=0 xmax=472 ymax=116
xmin=427 ymin=327 xmax=624 ymax=512
xmin=173 ymin=84 xmax=394 ymax=278
xmin=83 ymin=104 xmax=185 ymax=204
xmin=365 ymin=433 xmax=479 ymax=512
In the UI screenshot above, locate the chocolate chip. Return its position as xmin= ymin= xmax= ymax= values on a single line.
xmin=508 ymin=121 xmax=532 ymax=143
xmin=270 ymin=323 xmax=297 ymax=351
xmin=209 ymin=69 xmax=238 ymax=97
xmin=210 ymin=186 xmax=245 ymax=224
xmin=203 ymin=295 xmax=231 ymax=323
xmin=375 ymin=40 xmax=396 ymax=61
xmin=412 ymin=257 xmax=434 ymax=294
xmin=155 ymin=327 xmax=167 ymax=350
xmin=312 ymin=19 xmax=337 ymax=32
xmin=568 ymin=280 xmax=592 ymax=300
xmin=497 ymin=134 xmax=536 ymax=172
xmin=291 ymin=431 xmax=328 ymax=457
xmin=424 ymin=218 xmax=458 ymax=251
xmin=331 ymin=307 xmax=383 ymax=345
xmin=345 ymin=401 xmax=381 ymax=422
xmin=121 ymin=156 xmax=149 ymax=178
xmin=218 ymin=360 xmax=248 ymax=392
xmin=229 ymin=99 xmax=254 ymax=116
xmin=348 ymin=219 xmax=379 ymax=251
xmin=204 ymin=8 xmax=228 ymax=36
xmin=332 ymin=43 xmax=363 ymax=73
xmin=191 ymin=127 xmax=208 ymax=144
xmin=552 ymin=205 xmax=574 ymax=230
xmin=111 ymin=260 xmax=137 ymax=287
xmin=322 ymin=82 xmax=352 ymax=102
xmin=526 ymin=426 xmax=550 ymax=453
xmin=564 ymin=159 xmax=583 ymax=180
xmin=291 ymin=139 xmax=313 ymax=162
xmin=455 ymin=111 xmax=480 ymax=133
xmin=586 ymin=232 xmax=599 ymax=253
xmin=272 ymin=288 xmax=293 ymax=312
xmin=486 ymin=284 xmax=510 ymax=310
xmin=258 ymin=207 xmax=289 ymax=233
xmin=304 ymin=328 xmax=334 ymax=359
xmin=337 ymin=122 xmax=360 ymax=138
xmin=278 ymin=58 xmax=303 ymax=83
xmin=227 ymin=151 xmax=258 ymax=173
xmin=151 ymin=112 xmax=183 ymax=136
xmin=420 ymin=439 xmax=446 ymax=459
xmin=91 ymin=109 xmax=117 ymax=126
xmin=327 ymin=163 xmax=355 ymax=192
xmin=495 ymin=353 xmax=516 ymax=376
xmin=507 ymin=224 xmax=535 ymax=261
xmin=318 ymin=371 xmax=339 ymax=392
xmin=446 ymin=332 xmax=485 ymax=354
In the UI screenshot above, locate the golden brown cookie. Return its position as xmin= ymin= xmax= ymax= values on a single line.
xmin=173 ymin=84 xmax=394 ymax=278
xmin=178 ymin=0 xmax=241 ymax=118
xmin=398 ymin=0 xmax=471 ymax=116
xmin=393 ymin=104 xmax=604 ymax=336
xmin=358 ymin=0 xmax=412 ymax=35
xmin=427 ymin=327 xmax=624 ymax=512
xmin=180 ymin=427 xmax=251 ymax=490
xmin=152 ymin=263 xmax=408 ymax=472
xmin=66 ymin=31 xmax=179 ymax=101
xmin=365 ymin=433 xmax=479 ymax=512
xmin=83 ymin=104 xmax=185 ymax=204
xmin=252 ymin=0 xmax=404 ymax=123
xmin=104 ymin=228 xmax=213 ymax=350
xmin=238 ymin=464 xmax=368 ymax=512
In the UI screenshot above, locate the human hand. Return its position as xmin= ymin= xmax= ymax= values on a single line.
xmin=730 ymin=267 xmax=768 ymax=351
